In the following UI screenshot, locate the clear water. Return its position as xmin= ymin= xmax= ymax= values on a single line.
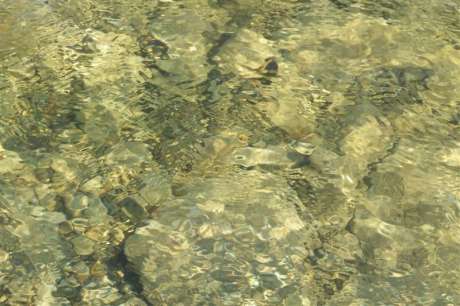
xmin=0 ymin=0 xmax=459 ymax=305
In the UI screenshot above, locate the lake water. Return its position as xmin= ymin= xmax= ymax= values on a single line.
xmin=0 ymin=0 xmax=459 ymax=305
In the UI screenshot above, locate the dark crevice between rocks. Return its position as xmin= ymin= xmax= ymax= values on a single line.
xmin=198 ymin=31 xmax=235 ymax=111
xmin=107 ymin=240 xmax=153 ymax=306
xmin=448 ymin=112 xmax=460 ymax=125
xmin=206 ymin=32 xmax=235 ymax=64
xmin=345 ymin=209 xmax=379 ymax=276
xmin=360 ymin=136 xmax=400 ymax=191
xmin=329 ymin=0 xmax=354 ymax=10
xmin=288 ymin=178 xmax=317 ymax=207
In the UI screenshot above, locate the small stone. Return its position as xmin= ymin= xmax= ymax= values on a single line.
xmin=72 ymin=262 xmax=90 ymax=284
xmin=238 ymin=133 xmax=249 ymax=143
xmin=120 ymin=297 xmax=148 ymax=306
xmin=138 ymin=173 xmax=171 ymax=206
xmin=51 ymin=158 xmax=79 ymax=182
xmin=81 ymin=284 xmax=122 ymax=304
xmin=82 ymin=197 xmax=109 ymax=225
xmin=0 ymin=249 xmax=9 ymax=263
xmin=441 ymin=147 xmax=460 ymax=168
xmin=34 ymin=167 xmax=54 ymax=183
xmin=80 ymin=176 xmax=104 ymax=195
xmin=56 ymin=278 xmax=81 ymax=300
xmin=232 ymin=146 xmax=295 ymax=168
xmin=90 ymin=261 xmax=107 ymax=278
xmin=85 ymin=226 xmax=109 ymax=242
xmin=105 ymin=142 xmax=152 ymax=166
xmin=65 ymin=194 xmax=89 ymax=217
xmin=58 ymin=221 xmax=74 ymax=235
xmin=115 ymin=270 xmax=124 ymax=279
xmin=262 ymin=57 xmax=278 ymax=76
xmin=40 ymin=193 xmax=62 ymax=211
xmin=119 ymin=197 xmax=147 ymax=222
xmin=71 ymin=236 xmax=95 ymax=256
xmin=71 ymin=218 xmax=89 ymax=233
xmin=288 ymin=141 xmax=316 ymax=156
xmin=110 ymin=227 xmax=125 ymax=245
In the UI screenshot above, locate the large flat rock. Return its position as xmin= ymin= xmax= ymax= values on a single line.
xmin=125 ymin=171 xmax=316 ymax=305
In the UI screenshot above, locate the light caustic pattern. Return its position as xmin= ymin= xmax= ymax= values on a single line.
xmin=0 ymin=0 xmax=459 ymax=305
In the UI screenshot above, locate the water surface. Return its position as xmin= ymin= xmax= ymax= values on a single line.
xmin=0 ymin=0 xmax=459 ymax=305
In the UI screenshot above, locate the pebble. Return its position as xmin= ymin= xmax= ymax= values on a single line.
xmin=0 ymin=249 xmax=9 ymax=263
xmin=58 ymin=221 xmax=74 ymax=235
xmin=288 ymin=140 xmax=316 ymax=156
xmin=85 ymin=225 xmax=109 ymax=242
xmin=120 ymin=297 xmax=148 ymax=306
xmin=71 ymin=218 xmax=89 ymax=233
xmin=80 ymin=176 xmax=104 ymax=195
xmin=72 ymin=262 xmax=90 ymax=284
xmin=119 ymin=197 xmax=147 ymax=222
xmin=90 ymin=261 xmax=107 ymax=278
xmin=65 ymin=194 xmax=89 ymax=217
xmin=71 ymin=236 xmax=95 ymax=256
xmin=110 ymin=227 xmax=125 ymax=245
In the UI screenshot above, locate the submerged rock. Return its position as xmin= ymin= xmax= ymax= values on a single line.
xmin=216 ymin=29 xmax=276 ymax=79
xmin=120 ymin=297 xmax=148 ymax=306
xmin=348 ymin=66 xmax=433 ymax=114
xmin=328 ymin=0 xmax=409 ymax=20
xmin=232 ymin=145 xmax=309 ymax=169
xmin=118 ymin=197 xmax=147 ymax=223
xmin=0 ymin=191 xmax=72 ymax=305
xmin=125 ymin=171 xmax=315 ymax=305
xmin=71 ymin=236 xmax=95 ymax=256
